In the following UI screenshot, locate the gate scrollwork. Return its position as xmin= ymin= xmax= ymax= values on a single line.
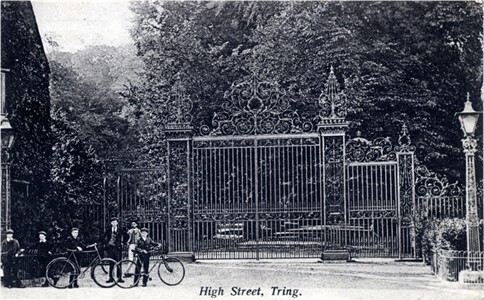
xmin=200 ymin=74 xmax=313 ymax=136
xmin=346 ymin=135 xmax=397 ymax=162
xmin=415 ymin=165 xmax=464 ymax=197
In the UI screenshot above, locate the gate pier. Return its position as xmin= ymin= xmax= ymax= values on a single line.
xmin=163 ymin=84 xmax=195 ymax=257
xmin=317 ymin=66 xmax=349 ymax=255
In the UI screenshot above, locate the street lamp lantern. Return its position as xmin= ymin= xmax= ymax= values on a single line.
xmin=1 ymin=69 xmax=15 ymax=150
xmin=0 ymin=116 xmax=15 ymax=150
xmin=456 ymin=94 xmax=480 ymax=137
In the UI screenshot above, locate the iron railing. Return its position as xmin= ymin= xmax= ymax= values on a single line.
xmin=430 ymin=250 xmax=484 ymax=283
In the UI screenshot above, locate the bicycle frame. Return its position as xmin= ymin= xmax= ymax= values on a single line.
xmin=129 ymin=249 xmax=171 ymax=277
xmin=65 ymin=244 xmax=102 ymax=278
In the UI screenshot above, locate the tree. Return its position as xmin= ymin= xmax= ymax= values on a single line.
xmin=125 ymin=1 xmax=284 ymax=166
xmin=126 ymin=1 xmax=482 ymax=183
xmin=48 ymin=107 xmax=104 ymax=242
xmin=47 ymin=45 xmax=143 ymax=160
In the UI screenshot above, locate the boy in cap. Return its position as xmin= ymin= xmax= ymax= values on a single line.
xmin=134 ymin=227 xmax=161 ymax=287
xmin=1 ymin=229 xmax=24 ymax=288
xmin=104 ymin=217 xmax=124 ymax=283
xmin=65 ymin=227 xmax=86 ymax=288
xmin=26 ymin=231 xmax=54 ymax=287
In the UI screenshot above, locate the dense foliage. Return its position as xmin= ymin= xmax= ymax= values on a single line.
xmin=1 ymin=1 xmax=52 ymax=242
xmin=44 ymin=44 xmax=144 ymax=240
xmin=420 ymin=218 xmax=467 ymax=261
xmin=125 ymin=1 xmax=483 ymax=182
xmin=47 ymin=45 xmax=143 ymax=160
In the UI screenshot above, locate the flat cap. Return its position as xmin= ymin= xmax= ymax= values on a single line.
xmin=71 ymin=227 xmax=79 ymax=231
xmin=110 ymin=216 xmax=119 ymax=222
xmin=5 ymin=229 xmax=14 ymax=234
xmin=38 ymin=231 xmax=47 ymax=236
xmin=140 ymin=227 xmax=149 ymax=232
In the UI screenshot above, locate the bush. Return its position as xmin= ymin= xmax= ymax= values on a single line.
xmin=420 ymin=218 xmax=467 ymax=263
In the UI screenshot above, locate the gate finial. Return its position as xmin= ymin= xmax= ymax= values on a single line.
xmin=319 ymin=66 xmax=347 ymax=119
xmin=397 ymin=123 xmax=415 ymax=152
xmin=318 ymin=65 xmax=348 ymax=130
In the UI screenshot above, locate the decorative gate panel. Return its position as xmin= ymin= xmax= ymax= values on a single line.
xmin=192 ymin=135 xmax=323 ymax=259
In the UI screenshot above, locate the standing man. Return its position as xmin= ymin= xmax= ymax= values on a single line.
xmin=65 ymin=227 xmax=85 ymax=288
xmin=26 ymin=231 xmax=54 ymax=287
xmin=134 ymin=228 xmax=160 ymax=287
xmin=126 ymin=219 xmax=141 ymax=269
xmin=1 ymin=229 xmax=25 ymax=288
xmin=104 ymin=217 xmax=124 ymax=283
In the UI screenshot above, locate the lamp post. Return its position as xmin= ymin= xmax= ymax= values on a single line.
xmin=456 ymin=93 xmax=482 ymax=271
xmin=1 ymin=69 xmax=15 ymax=239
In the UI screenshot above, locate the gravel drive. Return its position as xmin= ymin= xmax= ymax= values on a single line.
xmin=2 ymin=258 xmax=483 ymax=300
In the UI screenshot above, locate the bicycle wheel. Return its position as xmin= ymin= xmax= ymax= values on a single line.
xmin=157 ymin=257 xmax=185 ymax=286
xmin=46 ymin=258 xmax=77 ymax=289
xmin=91 ymin=258 xmax=117 ymax=288
xmin=113 ymin=259 xmax=140 ymax=289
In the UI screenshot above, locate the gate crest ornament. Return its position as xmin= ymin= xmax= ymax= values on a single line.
xmin=319 ymin=66 xmax=347 ymax=123
xmin=396 ymin=124 xmax=416 ymax=152
xmin=200 ymin=74 xmax=312 ymax=135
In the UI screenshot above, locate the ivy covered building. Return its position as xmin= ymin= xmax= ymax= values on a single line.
xmin=1 ymin=1 xmax=52 ymax=241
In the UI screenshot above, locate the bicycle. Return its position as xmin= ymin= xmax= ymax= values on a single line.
xmin=45 ymin=243 xmax=117 ymax=288
xmin=113 ymin=246 xmax=185 ymax=288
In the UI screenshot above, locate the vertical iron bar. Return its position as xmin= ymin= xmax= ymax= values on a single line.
xmin=187 ymin=139 xmax=193 ymax=252
xmin=255 ymin=140 xmax=259 ymax=260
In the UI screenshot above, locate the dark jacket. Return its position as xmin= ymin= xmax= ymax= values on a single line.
xmin=1 ymin=238 xmax=21 ymax=264
xmin=103 ymin=226 xmax=125 ymax=249
xmin=135 ymin=237 xmax=159 ymax=257
xmin=27 ymin=241 xmax=54 ymax=258
xmin=65 ymin=236 xmax=86 ymax=251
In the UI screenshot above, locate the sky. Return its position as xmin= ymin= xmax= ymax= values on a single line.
xmin=31 ymin=0 xmax=135 ymax=53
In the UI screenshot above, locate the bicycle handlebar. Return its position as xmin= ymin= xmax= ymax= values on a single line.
xmin=133 ymin=245 xmax=163 ymax=254
xmin=66 ymin=243 xmax=97 ymax=252
xmin=87 ymin=243 xmax=97 ymax=249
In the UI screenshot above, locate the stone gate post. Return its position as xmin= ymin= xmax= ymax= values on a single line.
xmin=318 ymin=67 xmax=349 ymax=251
xmin=162 ymin=85 xmax=194 ymax=258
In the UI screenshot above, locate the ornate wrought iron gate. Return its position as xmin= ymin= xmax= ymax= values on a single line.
xmin=120 ymin=68 xmax=420 ymax=259
xmin=192 ymin=134 xmax=323 ymax=259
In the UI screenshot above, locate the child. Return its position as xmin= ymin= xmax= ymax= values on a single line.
xmin=134 ymin=228 xmax=160 ymax=287
xmin=64 ymin=227 xmax=85 ymax=288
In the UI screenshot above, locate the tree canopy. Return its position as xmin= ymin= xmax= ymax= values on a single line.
xmin=125 ymin=1 xmax=483 ymax=182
